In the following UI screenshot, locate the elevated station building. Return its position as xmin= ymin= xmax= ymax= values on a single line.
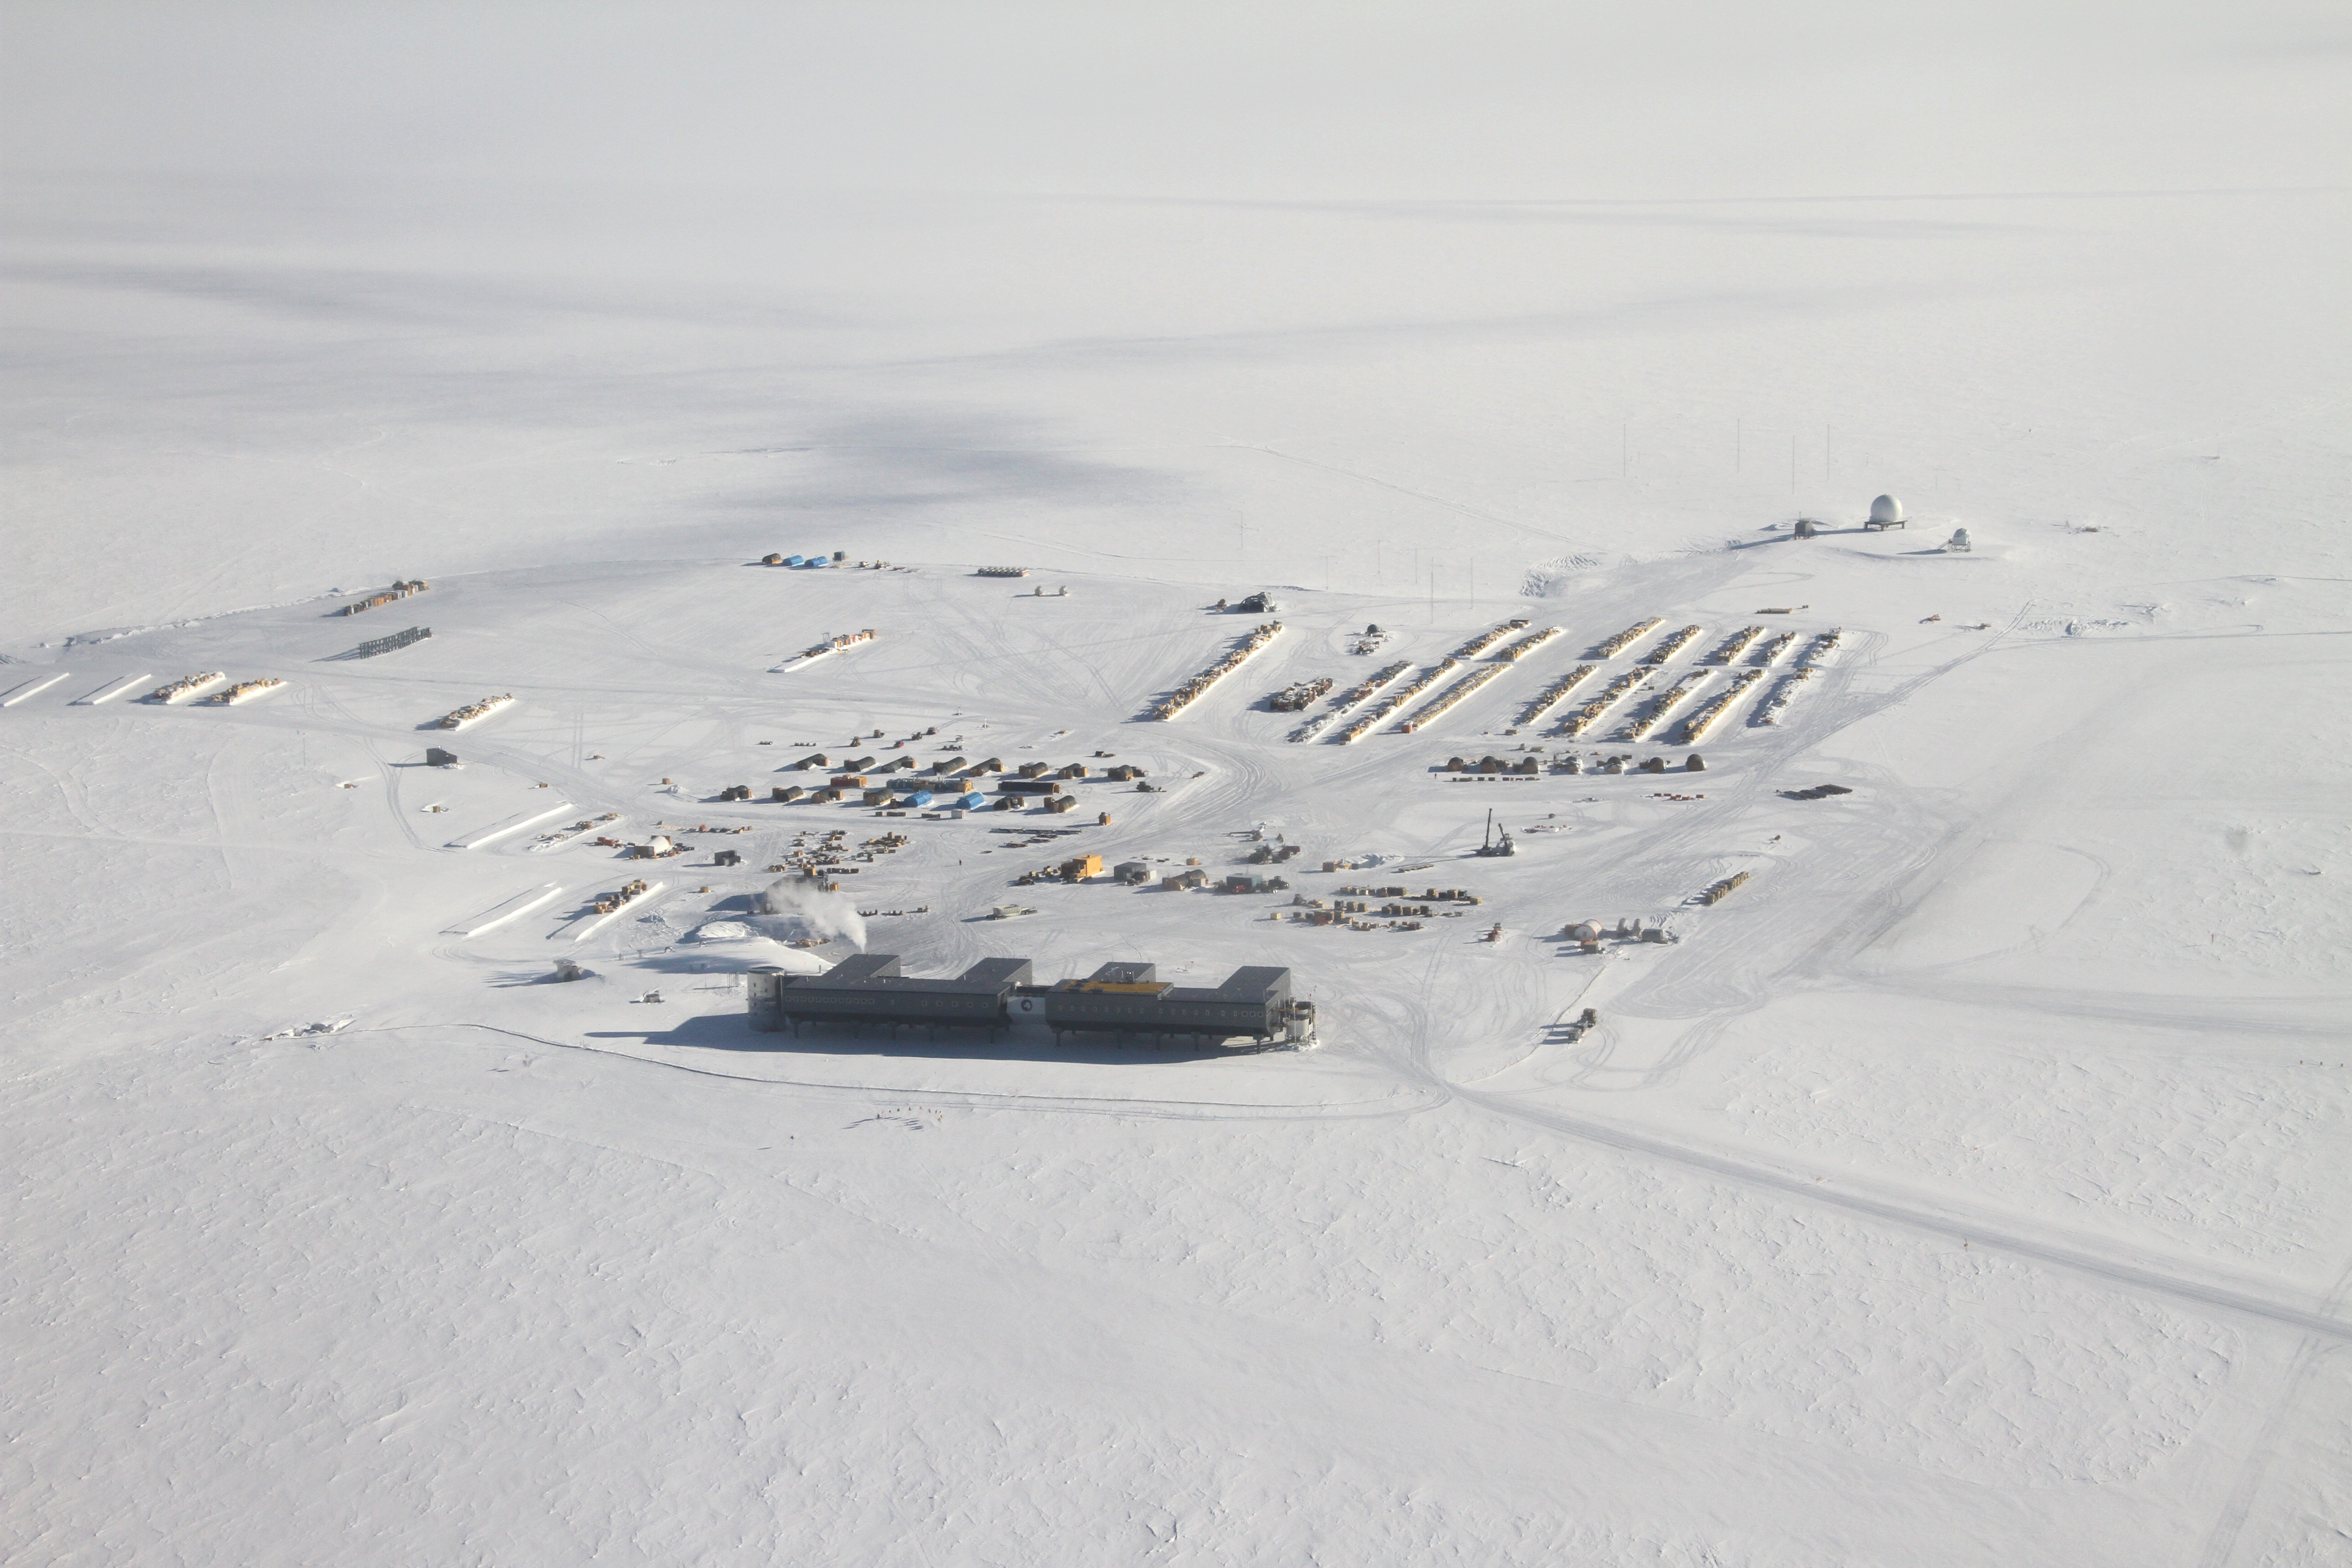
xmin=745 ymin=955 xmax=1303 ymax=1047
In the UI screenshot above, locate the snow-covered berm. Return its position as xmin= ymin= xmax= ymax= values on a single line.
xmin=3 ymin=6 xmax=2348 ymax=1565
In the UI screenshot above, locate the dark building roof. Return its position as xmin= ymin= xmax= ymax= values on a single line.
xmin=773 ymin=954 xmax=1035 ymax=1018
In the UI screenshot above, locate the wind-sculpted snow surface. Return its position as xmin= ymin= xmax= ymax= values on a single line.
xmin=936 ymin=1117 xmax=2240 ymax=1487
xmin=0 ymin=1034 xmax=2254 ymax=1568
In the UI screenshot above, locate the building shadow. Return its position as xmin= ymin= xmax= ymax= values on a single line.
xmin=583 ymin=1012 xmax=1285 ymax=1063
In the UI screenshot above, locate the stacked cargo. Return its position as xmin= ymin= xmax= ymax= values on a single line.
xmin=1149 ymin=622 xmax=1284 ymax=720
xmin=1754 ymin=630 xmax=1842 ymax=725
xmin=338 ymin=579 xmax=429 ymax=615
xmin=1335 ymin=658 xmax=1460 ymax=742
xmin=1452 ymin=618 xmax=1531 ymax=659
xmin=436 ymin=693 xmax=513 ymax=728
xmin=593 ymin=879 xmax=651 ymax=915
xmin=1555 ymin=669 xmax=1649 ymax=736
xmin=782 ymin=628 xmax=878 ymax=669
xmin=1676 ymin=668 xmax=1765 ymax=743
xmin=1395 ymin=663 xmax=1506 ymax=733
xmin=1703 ymin=625 xmax=1766 ymax=664
xmin=1622 ymin=670 xmax=1713 ymax=740
xmin=1490 ymin=625 xmax=1562 ymax=662
xmin=1516 ymin=663 xmax=1598 ymax=726
xmin=1642 ymin=624 xmax=1706 ymax=664
xmin=1333 ymin=659 xmax=1412 ymax=709
xmin=1267 ymin=675 xmax=1333 ymax=711
xmin=209 ymin=678 xmax=286 ymax=704
xmin=148 ymin=672 xmax=226 ymax=704
xmin=1293 ymin=659 xmax=1412 ymax=740
xmin=1592 ymin=618 xmax=1664 ymax=658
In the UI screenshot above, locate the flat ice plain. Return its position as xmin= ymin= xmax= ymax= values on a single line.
xmin=4 ymin=7 xmax=2348 ymax=1565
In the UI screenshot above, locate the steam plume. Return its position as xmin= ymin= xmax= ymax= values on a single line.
xmin=754 ymin=877 xmax=868 ymax=950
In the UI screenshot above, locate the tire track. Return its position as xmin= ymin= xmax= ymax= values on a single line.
xmin=1447 ymin=1082 xmax=2352 ymax=1344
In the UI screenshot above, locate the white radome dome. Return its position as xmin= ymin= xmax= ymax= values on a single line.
xmin=1869 ymin=494 xmax=1904 ymax=524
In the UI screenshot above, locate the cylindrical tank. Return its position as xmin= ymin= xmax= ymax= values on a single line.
xmin=1568 ymin=921 xmax=1603 ymax=942
xmin=745 ymin=964 xmax=785 ymax=1032
xmin=1870 ymin=494 xmax=1904 ymax=524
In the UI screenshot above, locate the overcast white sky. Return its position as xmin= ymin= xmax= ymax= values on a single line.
xmin=7 ymin=2 xmax=2347 ymax=201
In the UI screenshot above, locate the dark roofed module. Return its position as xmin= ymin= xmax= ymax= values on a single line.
xmin=1042 ymin=962 xmax=1295 ymax=1047
xmin=747 ymin=955 xmax=1034 ymax=1037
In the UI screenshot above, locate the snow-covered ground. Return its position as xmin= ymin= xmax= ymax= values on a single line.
xmin=5 ymin=7 xmax=2348 ymax=1565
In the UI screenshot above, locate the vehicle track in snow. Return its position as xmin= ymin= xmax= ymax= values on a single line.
xmin=2192 ymin=1259 xmax=2352 ymax=1567
xmin=1446 ymin=1081 xmax=2352 ymax=1345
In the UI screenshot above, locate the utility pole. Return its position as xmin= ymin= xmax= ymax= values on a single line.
xmin=1622 ymin=421 xmax=1629 ymax=478
xmin=1429 ymin=568 xmax=1436 ymax=622
xmin=1825 ymin=424 xmax=1833 ymax=480
xmin=1736 ymin=419 xmax=1742 ymax=474
xmin=1790 ymin=434 xmax=1798 ymax=495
